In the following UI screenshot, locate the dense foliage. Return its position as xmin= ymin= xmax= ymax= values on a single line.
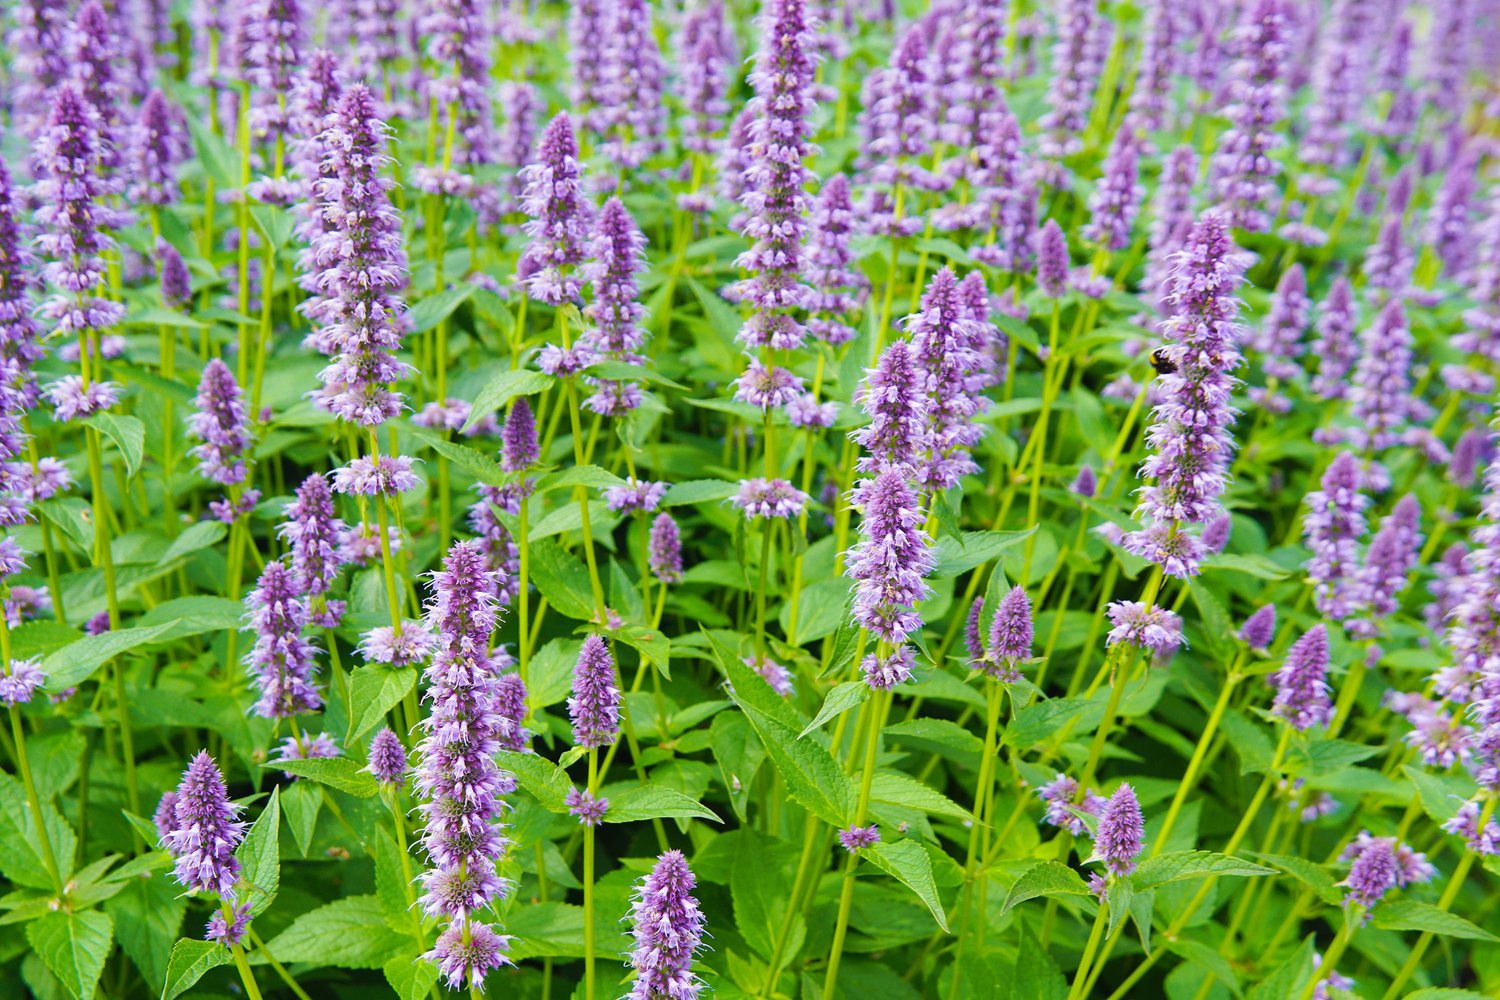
xmin=0 ymin=0 xmax=1498 ymax=998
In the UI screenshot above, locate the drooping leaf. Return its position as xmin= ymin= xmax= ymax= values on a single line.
xmin=27 ymin=910 xmax=113 ymax=1000
xmin=866 ymin=840 xmax=949 ymax=931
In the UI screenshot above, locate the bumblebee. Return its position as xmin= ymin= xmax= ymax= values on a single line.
xmin=1149 ymin=348 xmax=1177 ymax=376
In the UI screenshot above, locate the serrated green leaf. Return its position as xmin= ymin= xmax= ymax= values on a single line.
xmin=248 ymin=204 xmax=294 ymax=251
xmin=1254 ymin=853 xmax=1341 ymax=905
xmin=1131 ymin=851 xmax=1274 ymax=890
xmin=346 ymin=664 xmax=417 ymax=742
xmin=604 ymin=785 xmax=722 ymax=824
xmin=263 ymin=757 xmax=377 ymax=798
xmin=27 ymin=910 xmax=112 ymax=1000
xmin=406 ymin=424 xmax=505 ymax=486
xmin=42 ymin=622 xmax=178 ymax=691
xmin=1244 ymin=934 xmax=1314 ymax=1000
xmin=154 ymin=522 xmax=229 ymax=568
xmin=263 ymin=896 xmax=411 ymax=969
xmin=407 ymin=284 xmax=475 ymax=333
xmin=736 ymin=702 xmax=855 ymax=828
xmin=461 ymin=368 xmax=552 ymax=433
xmin=931 ymin=528 xmax=1037 ymax=578
xmin=866 ymin=839 xmax=949 ymax=931
xmin=999 ymin=860 xmax=1092 ymax=914
xmin=1370 ymin=900 xmax=1500 ymax=941
xmin=800 ymin=681 xmax=870 ymax=737
xmin=236 ymin=786 xmax=280 ymax=918
xmin=160 ymin=938 xmax=232 ymax=1000
xmin=84 ymin=412 xmax=145 ymax=480
xmin=500 ymin=750 xmax=572 ymax=812
xmin=383 ymin=955 xmax=440 ymax=1000
xmin=281 ymin=780 xmax=321 ymax=856
xmin=870 ymin=772 xmax=973 ymax=822
xmin=529 ymin=538 xmax=598 ymax=621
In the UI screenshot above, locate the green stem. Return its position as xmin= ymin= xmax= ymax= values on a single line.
xmin=822 ymin=688 xmax=887 ymax=997
xmin=1153 ymin=658 xmax=1242 ymax=853
xmin=583 ymin=748 xmax=598 ymax=1000
xmin=8 ymin=704 xmax=64 ymax=897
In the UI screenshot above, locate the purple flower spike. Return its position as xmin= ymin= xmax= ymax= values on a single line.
xmin=207 ymin=901 xmax=251 ymax=948
xmin=1339 ymin=831 xmax=1433 ymax=912
xmin=1095 ymin=783 xmax=1145 ymax=877
xmin=1039 ymin=774 xmax=1108 ymax=836
xmin=1254 ymin=264 xmax=1308 ymax=383
xmin=1349 ymin=495 xmax=1421 ymax=638
xmin=241 ymin=0 xmax=304 ymax=142
xmin=985 ymin=586 xmax=1033 ymax=681
xmin=734 ymin=360 xmax=804 ymax=410
xmin=421 ymin=0 xmax=497 ymax=173
xmin=565 ymin=787 xmax=609 ymax=827
xmin=159 ymin=241 xmax=192 ymax=310
xmin=838 ymin=825 xmax=880 ymax=852
xmin=153 ymin=791 xmax=181 ymax=844
xmin=500 ymin=399 xmax=539 ymax=473
xmin=1271 ymin=624 xmax=1333 ymax=732
xmin=494 ymin=672 xmax=531 ymax=753
xmin=1240 ymin=605 xmax=1276 ymax=650
xmin=604 ymin=478 xmax=668 ymax=514
xmin=1303 ymin=452 xmax=1368 ymax=622
xmin=853 ymin=340 xmax=929 ymax=475
xmin=278 ymin=473 xmax=350 ymax=605
xmin=807 ymin=174 xmax=865 ymax=346
xmin=1210 ymin=0 xmax=1287 ymax=232
xmin=310 ymin=85 xmax=410 ymax=428
xmin=678 ymin=0 xmax=735 ymax=157
xmin=1071 ymin=465 xmax=1097 ymax=498
xmin=519 ymin=113 xmax=591 ymax=306
xmin=649 ymin=513 xmax=684 ymax=584
xmin=1085 ymin=129 xmax=1142 ymax=251
xmin=1105 ymin=602 xmax=1184 ymax=659
xmin=1202 ymin=512 xmax=1233 ymax=554
xmin=1123 ymin=212 xmax=1245 ymax=579
xmin=731 ymin=0 xmax=815 ymax=352
xmin=132 ymin=89 xmax=184 ymax=206
xmin=846 ymin=469 xmax=934 ymax=645
xmin=627 ymin=850 xmax=706 ymax=1000
xmin=1036 ymin=220 xmax=1070 ymax=298
xmin=188 ymin=360 xmax=253 ymax=486
xmin=1310 ymin=277 xmax=1357 ymax=400
xmin=414 ymin=542 xmax=516 ymax=989
xmin=907 ymin=268 xmax=984 ymax=490
xmin=964 ymin=597 xmax=985 ymax=666
xmin=245 ymin=561 xmax=322 ymax=719
xmin=569 ymin=634 xmax=620 ymax=750
xmin=1362 ymin=214 xmax=1413 ymax=299
xmin=861 ymin=645 xmax=916 ymax=691
xmin=366 ymin=727 xmax=408 ymax=785
xmin=1349 ymin=300 xmax=1413 ymax=452
xmin=167 ymin=752 xmax=246 ymax=898
xmin=733 ymin=478 xmax=808 ymax=521
xmin=597 ymin=0 xmax=667 ymax=170
xmin=1038 ymin=0 xmax=1101 ymax=166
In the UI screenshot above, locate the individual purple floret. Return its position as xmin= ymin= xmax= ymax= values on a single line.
xmin=1303 ymin=452 xmax=1368 ymax=622
xmin=310 ymin=85 xmax=411 ymax=428
xmin=167 ymin=752 xmax=246 ymax=898
xmin=806 ymin=174 xmax=865 ymax=346
xmin=569 ymin=634 xmax=620 ymax=750
xmin=244 ymin=559 xmax=321 ymax=721
xmin=1271 ymin=624 xmax=1333 ymax=731
xmin=1210 ymin=0 xmax=1287 ymax=232
xmin=565 ymin=787 xmax=609 ymax=826
xmin=206 ymin=901 xmax=251 ymax=948
xmin=734 ymin=360 xmax=804 ymax=410
xmin=187 ymin=360 xmax=253 ymax=486
xmin=1339 ymin=831 xmax=1434 ymax=912
xmin=1095 ymin=783 xmax=1145 ymax=877
xmin=1240 ymin=605 xmax=1276 ymax=650
xmin=1123 ymin=212 xmax=1245 ymax=578
xmin=861 ymin=645 xmax=916 ymax=691
xmin=846 ymin=468 xmax=934 ymax=645
xmin=731 ymin=0 xmax=815 ymax=351
xmin=838 ymin=825 xmax=880 ymax=852
xmin=1085 ymin=129 xmax=1142 ymax=251
xmin=1038 ymin=774 xmax=1108 ymax=836
xmin=1348 ymin=300 xmax=1413 ymax=451
xmin=366 ymin=727 xmax=408 ymax=785
xmin=626 ymin=850 xmax=706 ymax=1000
xmin=0 ymin=657 xmax=45 ymax=707
xmin=985 ymin=585 xmax=1033 ymax=682
xmin=518 ymin=113 xmax=592 ymax=306
xmin=1105 ymin=602 xmax=1184 ymax=659
xmin=732 ymin=478 xmax=809 ymax=520
xmin=414 ymin=541 xmax=515 ymax=990
xmin=852 ymin=340 xmax=929 ymax=474
xmin=1310 ymin=277 xmax=1357 ymax=400
xmin=649 ymin=513 xmax=684 ymax=584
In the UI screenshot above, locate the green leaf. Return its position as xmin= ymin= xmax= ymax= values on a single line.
xmin=85 ymin=412 xmax=145 ymax=480
xmin=105 ymin=874 xmax=185 ymax=995
xmin=586 ymin=359 xmax=687 ymax=390
xmin=780 ymin=577 xmax=850 ymax=645
xmin=500 ymin=750 xmax=573 ymax=812
xmin=529 ymin=539 xmax=598 ymax=621
xmin=372 ymin=825 xmax=414 ymax=933
xmin=999 ymin=861 xmax=1093 ymax=914
xmin=800 ymin=681 xmax=870 ymax=737
xmin=871 ymin=771 xmax=973 ymax=822
xmin=604 ymin=785 xmax=722 ymax=824
xmin=732 ymin=838 xmax=797 ymax=959
xmin=1012 ymin=924 xmax=1068 ymax=1000
xmin=931 ymin=528 xmax=1037 ymax=578
xmin=1244 ymin=935 xmax=1313 ymax=1000
xmin=1131 ymin=852 xmax=1274 ymax=890
xmin=1402 ymin=764 xmax=1470 ymax=825
xmin=263 ymin=757 xmax=378 ymax=798
xmin=347 ymin=665 xmax=418 ymax=742
xmin=1201 ymin=553 xmax=1289 ymax=580
xmin=535 ymin=464 xmax=627 ymax=494
xmin=1370 ymin=900 xmax=1500 ymax=941
xmin=160 ymin=938 xmax=232 ymax=1000
xmin=248 ymin=204 xmax=295 ymax=251
xmin=155 ymin=521 xmax=229 ymax=568
xmin=237 ymin=786 xmax=280 ymax=918
xmin=866 ymin=840 xmax=949 ymax=930
xmin=136 ymin=596 xmax=243 ymax=642
xmin=1004 ymin=698 xmax=1092 ymax=750
xmin=614 ymin=625 xmax=671 ymax=679
xmin=662 ymin=479 xmax=740 ymax=506
xmin=406 ymin=424 xmax=506 ymax=486
xmin=27 ymin=910 xmax=113 ymax=1000
xmin=736 ymin=702 xmax=855 ymax=828
xmin=42 ymin=622 xmax=178 ymax=690
xmin=383 ymin=955 xmax=440 ymax=1000
xmin=1403 ymin=990 xmax=1492 ymax=1000
xmin=0 ymin=773 xmax=77 ymax=888
xmin=124 ymin=306 xmax=208 ymax=331
xmin=407 ymin=284 xmax=475 ymax=333
xmin=1166 ymin=938 xmax=1241 ymax=997
xmin=282 ymin=781 xmax=322 ymax=856
xmin=461 ymin=368 xmax=552 ymax=433
xmin=263 ymin=896 xmax=412 ymax=969
xmin=1254 ymin=853 xmax=1341 ymax=905
xmin=9 ymin=619 xmax=86 ymax=662
xmin=184 ymin=114 xmax=237 ymax=188
xmin=710 ymin=711 xmax=764 ymax=822
xmin=884 ymin=718 xmax=983 ymax=761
